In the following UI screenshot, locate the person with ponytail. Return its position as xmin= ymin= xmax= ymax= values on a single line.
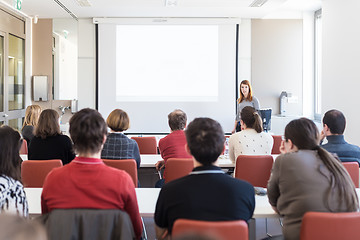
xmin=228 ymin=106 xmax=273 ymax=164
xmin=267 ymin=118 xmax=358 ymax=240
xmin=232 ymin=80 xmax=260 ymax=134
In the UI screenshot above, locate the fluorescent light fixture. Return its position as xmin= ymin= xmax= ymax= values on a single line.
xmin=249 ymin=0 xmax=268 ymax=7
xmin=165 ymin=0 xmax=178 ymax=7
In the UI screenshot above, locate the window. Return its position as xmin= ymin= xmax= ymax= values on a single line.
xmin=314 ymin=9 xmax=322 ymax=120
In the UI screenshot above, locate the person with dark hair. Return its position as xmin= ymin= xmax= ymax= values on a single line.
xmin=228 ymin=106 xmax=273 ymax=164
xmin=267 ymin=118 xmax=358 ymax=240
xmin=28 ymin=109 xmax=75 ymax=165
xmin=154 ymin=118 xmax=255 ymax=239
xmin=0 ymin=126 xmax=28 ymax=217
xmin=41 ymin=108 xmax=142 ymax=239
xmin=101 ymin=109 xmax=141 ymax=168
xmin=320 ymin=109 xmax=360 ymax=165
xmin=232 ymin=80 xmax=260 ymax=133
xmin=155 ymin=110 xmax=191 ymax=186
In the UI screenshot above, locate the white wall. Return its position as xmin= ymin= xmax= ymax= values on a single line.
xmin=251 ymin=19 xmax=303 ymax=116
xmin=77 ymin=19 xmax=96 ymax=110
xmin=322 ymin=0 xmax=360 ymax=145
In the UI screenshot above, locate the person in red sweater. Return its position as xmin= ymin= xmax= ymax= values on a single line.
xmin=41 ymin=108 xmax=142 ymax=239
xmin=155 ymin=109 xmax=192 ymax=187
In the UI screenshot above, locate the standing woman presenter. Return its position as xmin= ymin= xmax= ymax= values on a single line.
xmin=232 ymin=80 xmax=260 ymax=133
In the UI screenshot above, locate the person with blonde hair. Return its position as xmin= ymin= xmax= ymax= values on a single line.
xmin=267 ymin=118 xmax=358 ymax=240
xmin=28 ymin=109 xmax=75 ymax=165
xmin=232 ymin=80 xmax=260 ymax=133
xmin=101 ymin=109 xmax=141 ymax=168
xmin=228 ymin=106 xmax=273 ymax=164
xmin=21 ymin=105 xmax=41 ymax=145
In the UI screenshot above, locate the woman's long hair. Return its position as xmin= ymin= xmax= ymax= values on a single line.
xmin=237 ymin=80 xmax=253 ymax=104
xmin=34 ymin=109 xmax=61 ymax=139
xmin=0 ymin=126 xmax=22 ymax=181
xmin=22 ymin=105 xmax=42 ymax=130
xmin=285 ymin=118 xmax=358 ymax=212
xmin=240 ymin=106 xmax=263 ymax=133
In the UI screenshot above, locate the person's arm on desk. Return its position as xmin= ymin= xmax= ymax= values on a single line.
xmin=155 ymin=160 xmax=165 ymax=171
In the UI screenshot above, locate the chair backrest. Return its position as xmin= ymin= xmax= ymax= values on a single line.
xmin=21 ymin=160 xmax=63 ymax=187
xmin=172 ymin=219 xmax=248 ymax=240
xmin=102 ymin=159 xmax=138 ymax=187
xmin=300 ymin=211 xmax=360 ymax=240
xmin=164 ymin=158 xmax=193 ymax=184
xmin=235 ymin=155 xmax=273 ymax=187
xmin=342 ymin=162 xmax=359 ymax=188
xmin=19 ymin=139 xmax=28 ymax=154
xmin=131 ymin=137 xmax=157 ymax=154
xmin=40 ymin=209 xmax=135 ymax=240
xmin=271 ymin=135 xmax=282 ymax=154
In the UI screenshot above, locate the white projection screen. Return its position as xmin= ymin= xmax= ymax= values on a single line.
xmin=97 ymin=19 xmax=239 ymax=133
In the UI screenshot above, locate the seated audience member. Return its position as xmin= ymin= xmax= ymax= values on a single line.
xmin=154 ymin=118 xmax=255 ymax=239
xmin=267 ymin=118 xmax=358 ymax=240
xmin=21 ymin=105 xmax=42 ymax=146
xmin=0 ymin=126 xmax=28 ymax=217
xmin=0 ymin=214 xmax=47 ymax=240
xmin=155 ymin=109 xmax=191 ymax=185
xmin=101 ymin=109 xmax=141 ymax=168
xmin=41 ymin=108 xmax=142 ymax=239
xmin=228 ymin=106 xmax=273 ymax=164
xmin=28 ymin=109 xmax=75 ymax=165
xmin=320 ymin=109 xmax=360 ymax=165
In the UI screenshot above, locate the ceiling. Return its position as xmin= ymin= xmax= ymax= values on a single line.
xmin=1 ymin=0 xmax=321 ymax=19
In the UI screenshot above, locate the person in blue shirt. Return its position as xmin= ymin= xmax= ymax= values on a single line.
xmin=320 ymin=109 xmax=360 ymax=166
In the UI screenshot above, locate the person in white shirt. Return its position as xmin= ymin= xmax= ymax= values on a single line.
xmin=229 ymin=106 xmax=273 ymax=164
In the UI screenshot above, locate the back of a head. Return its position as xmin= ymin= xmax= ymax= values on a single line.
xmin=168 ymin=109 xmax=187 ymax=131
xmin=35 ymin=109 xmax=60 ymax=139
xmin=185 ymin=118 xmax=224 ymax=165
xmin=23 ymin=105 xmax=42 ymax=129
xmin=70 ymin=108 xmax=107 ymax=155
xmin=106 ymin=109 xmax=130 ymax=132
xmin=240 ymin=106 xmax=263 ymax=133
xmin=323 ymin=109 xmax=346 ymax=134
xmin=284 ymin=118 xmax=319 ymax=150
xmin=0 ymin=126 xmax=22 ymax=181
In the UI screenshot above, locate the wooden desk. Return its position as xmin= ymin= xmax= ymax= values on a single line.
xmin=24 ymin=188 xmax=275 ymax=217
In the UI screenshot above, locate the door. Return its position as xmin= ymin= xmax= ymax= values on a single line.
xmin=0 ymin=31 xmax=25 ymax=130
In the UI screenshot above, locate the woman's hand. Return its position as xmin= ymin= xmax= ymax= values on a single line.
xmin=155 ymin=160 xmax=165 ymax=171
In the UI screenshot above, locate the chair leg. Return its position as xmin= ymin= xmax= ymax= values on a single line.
xmin=141 ymin=217 xmax=148 ymax=240
xmin=265 ymin=218 xmax=273 ymax=237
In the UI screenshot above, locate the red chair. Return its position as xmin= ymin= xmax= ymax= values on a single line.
xmin=21 ymin=160 xmax=63 ymax=187
xmin=300 ymin=211 xmax=360 ymax=240
xmin=235 ymin=155 xmax=273 ymax=187
xmin=164 ymin=158 xmax=193 ymax=184
xmin=20 ymin=139 xmax=28 ymax=154
xmin=271 ymin=135 xmax=282 ymax=154
xmin=342 ymin=162 xmax=359 ymax=188
xmin=131 ymin=137 xmax=157 ymax=154
xmin=172 ymin=219 xmax=248 ymax=240
xmin=102 ymin=159 xmax=138 ymax=187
